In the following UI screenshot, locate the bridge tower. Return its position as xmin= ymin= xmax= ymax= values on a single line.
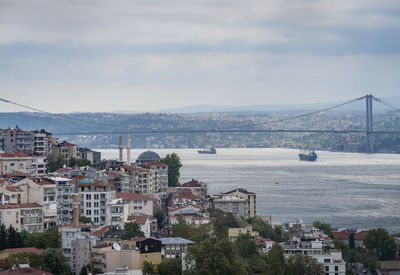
xmin=365 ymin=94 xmax=374 ymax=153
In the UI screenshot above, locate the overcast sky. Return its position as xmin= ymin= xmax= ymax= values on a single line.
xmin=0 ymin=0 xmax=399 ymax=113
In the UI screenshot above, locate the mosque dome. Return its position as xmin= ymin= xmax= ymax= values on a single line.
xmin=136 ymin=150 xmax=161 ymax=164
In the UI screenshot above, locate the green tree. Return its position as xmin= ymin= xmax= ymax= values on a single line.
xmin=44 ymin=227 xmax=61 ymax=248
xmin=0 ymin=224 xmax=9 ymax=250
xmin=267 ymin=243 xmax=285 ymax=275
xmin=47 ymin=151 xmax=66 ymax=172
xmin=124 ymin=222 xmax=144 ymax=235
xmin=363 ymin=228 xmax=398 ymax=260
xmin=209 ymin=208 xmax=239 ymax=239
xmin=142 ymin=261 xmax=157 ymax=275
xmin=23 ymin=231 xmax=46 ymax=249
xmin=157 ymin=258 xmax=182 ymax=275
xmin=185 ymin=237 xmax=247 ymax=275
xmin=235 ymin=233 xmax=258 ymax=260
xmin=7 ymin=225 xmax=21 ymax=248
xmin=154 ymin=207 xmax=164 ymax=231
xmin=171 ymin=217 xmax=211 ymax=242
xmin=285 ymin=254 xmax=325 ymax=275
xmin=6 ymin=252 xmax=44 ymax=269
xmin=312 ymin=221 xmax=332 ymax=237
xmin=41 ymin=248 xmax=71 ymax=275
xmin=79 ymin=216 xmax=94 ymax=225
xmin=69 ymin=157 xmax=91 ymax=167
xmin=160 ymin=153 xmax=182 ymax=187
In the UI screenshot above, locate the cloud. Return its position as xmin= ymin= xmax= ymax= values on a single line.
xmin=0 ymin=0 xmax=399 ymax=112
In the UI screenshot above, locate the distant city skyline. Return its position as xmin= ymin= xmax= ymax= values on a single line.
xmin=1 ymin=0 xmax=399 ymax=113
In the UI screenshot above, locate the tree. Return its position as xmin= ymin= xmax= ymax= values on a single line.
xmin=267 ymin=243 xmax=285 ymax=275
xmin=6 ymin=252 xmax=44 ymax=269
xmin=79 ymin=216 xmax=94 ymax=225
xmin=47 ymin=151 xmax=66 ymax=172
xmin=349 ymin=233 xmax=355 ymax=249
xmin=312 ymin=221 xmax=332 ymax=237
xmin=209 ymin=208 xmax=239 ymax=239
xmin=7 ymin=225 xmax=21 ymax=248
xmin=124 ymin=222 xmax=144 ymax=236
xmin=235 ymin=233 xmax=258 ymax=260
xmin=160 ymin=153 xmax=182 ymax=187
xmin=171 ymin=217 xmax=211 ymax=242
xmin=44 ymin=227 xmax=61 ymax=248
xmin=285 ymin=254 xmax=325 ymax=275
xmin=154 ymin=207 xmax=164 ymax=231
xmin=23 ymin=231 xmax=46 ymax=249
xmin=41 ymin=248 xmax=71 ymax=275
xmin=0 ymin=224 xmax=8 ymax=250
xmin=363 ymin=228 xmax=398 ymax=260
xmin=69 ymin=157 xmax=91 ymax=167
xmin=156 ymin=258 xmax=182 ymax=275
xmin=185 ymin=237 xmax=247 ymax=275
xmin=142 ymin=261 xmax=156 ymax=275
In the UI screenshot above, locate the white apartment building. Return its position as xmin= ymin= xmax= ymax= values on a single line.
xmin=107 ymin=198 xmax=131 ymax=227
xmin=116 ymin=192 xmax=156 ymax=216
xmin=281 ymin=240 xmax=346 ymax=275
xmin=50 ymin=176 xmax=75 ymax=225
xmin=0 ymin=152 xmax=46 ymax=176
xmin=79 ymin=178 xmax=116 ymax=225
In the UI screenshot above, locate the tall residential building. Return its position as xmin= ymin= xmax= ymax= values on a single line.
xmin=12 ymin=177 xmax=57 ymax=229
xmin=0 ymin=203 xmax=43 ymax=233
xmin=0 ymin=127 xmax=53 ymax=156
xmin=78 ymin=177 xmax=116 ymax=225
xmin=213 ymin=195 xmax=249 ymax=218
xmin=0 ymin=152 xmax=46 ymax=176
xmin=51 ymin=176 xmax=75 ymax=225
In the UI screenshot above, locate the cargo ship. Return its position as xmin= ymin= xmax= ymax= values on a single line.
xmin=198 ymin=147 xmax=217 ymax=154
xmin=298 ymin=149 xmax=317 ymax=161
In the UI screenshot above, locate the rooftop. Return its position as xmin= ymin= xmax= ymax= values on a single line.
xmin=161 ymin=237 xmax=194 ymax=245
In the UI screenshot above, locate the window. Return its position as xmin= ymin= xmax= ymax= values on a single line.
xmin=324 ymin=259 xmax=330 ymax=263
xmin=86 ymin=202 xmax=91 ymax=207
xmin=94 ymin=194 xmax=99 ymax=200
xmin=86 ymin=210 xmax=91 ymax=215
xmin=94 ymin=202 xmax=99 ymax=207
xmin=335 ymin=266 xmax=338 ymax=271
xmin=325 ymin=266 xmax=329 ymax=271
xmin=86 ymin=194 xmax=91 ymax=200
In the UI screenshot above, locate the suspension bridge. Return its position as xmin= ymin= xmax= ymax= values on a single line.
xmin=1 ymin=94 xmax=400 ymax=152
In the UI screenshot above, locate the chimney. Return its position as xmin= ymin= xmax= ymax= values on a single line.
xmin=126 ymin=133 xmax=131 ymax=164
xmin=119 ymin=133 xmax=123 ymax=162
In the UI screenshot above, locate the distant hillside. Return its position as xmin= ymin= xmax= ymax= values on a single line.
xmin=142 ymin=96 xmax=400 ymax=114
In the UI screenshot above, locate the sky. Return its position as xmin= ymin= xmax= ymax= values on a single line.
xmin=0 ymin=0 xmax=399 ymax=113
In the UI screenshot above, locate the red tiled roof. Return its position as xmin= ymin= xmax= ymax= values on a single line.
xmin=59 ymin=141 xmax=77 ymax=147
xmin=5 ymin=186 xmax=22 ymax=192
xmin=3 ymin=171 xmax=31 ymax=178
xmin=331 ymin=230 xmax=349 ymax=240
xmin=223 ymin=188 xmax=255 ymax=195
xmin=31 ymin=178 xmax=56 ymax=186
xmin=127 ymin=215 xmax=149 ymax=225
xmin=4 ymin=247 xmax=43 ymax=255
xmin=354 ymin=230 xmax=368 ymax=240
xmin=0 ymin=151 xmax=31 ymax=158
xmin=130 ymin=237 xmax=147 ymax=242
xmin=117 ymin=192 xmax=157 ymax=202
xmin=0 ymin=203 xmax=42 ymax=209
xmin=0 ymin=267 xmax=53 ymax=275
xmin=182 ymin=180 xmax=203 ymax=188
xmin=146 ymin=161 xmax=168 ymax=167
xmin=173 ymin=193 xmax=201 ymax=200
xmin=92 ymin=225 xmax=109 ymax=237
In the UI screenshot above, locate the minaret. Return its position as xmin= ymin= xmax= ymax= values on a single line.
xmin=126 ymin=133 xmax=131 ymax=165
xmin=119 ymin=133 xmax=123 ymax=162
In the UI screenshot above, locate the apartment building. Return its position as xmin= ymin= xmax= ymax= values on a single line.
xmin=106 ymin=198 xmax=131 ymax=227
xmin=0 ymin=128 xmax=53 ymax=156
xmin=51 ymin=176 xmax=75 ymax=225
xmin=116 ymin=192 xmax=156 ymax=216
xmin=0 ymin=185 xmax=25 ymax=205
xmin=54 ymin=141 xmax=80 ymax=162
xmin=12 ymin=177 xmax=57 ymax=229
xmin=221 ymin=188 xmax=256 ymax=217
xmin=0 ymin=152 xmax=46 ymax=176
xmin=143 ymin=162 xmax=169 ymax=201
xmin=281 ymin=240 xmax=346 ymax=275
xmin=0 ymin=203 xmax=43 ymax=233
xmin=213 ymin=195 xmax=249 ymax=218
xmin=78 ymin=177 xmax=116 ymax=225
